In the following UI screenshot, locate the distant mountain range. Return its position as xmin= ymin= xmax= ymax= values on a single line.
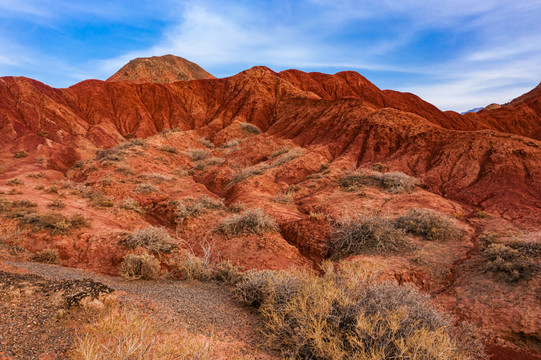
xmin=461 ymin=107 xmax=483 ymax=114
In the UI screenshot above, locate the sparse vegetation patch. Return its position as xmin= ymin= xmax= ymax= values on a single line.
xmin=174 ymin=195 xmax=226 ymax=224
xmin=216 ymin=208 xmax=277 ymax=236
xmin=240 ymin=122 xmax=261 ymax=134
xmin=121 ymin=226 xmax=175 ymax=253
xmin=121 ymin=253 xmax=161 ymax=280
xmin=394 ymin=208 xmax=462 ymax=241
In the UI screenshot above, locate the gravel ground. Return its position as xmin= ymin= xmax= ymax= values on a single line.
xmin=7 ymin=261 xmax=277 ymax=359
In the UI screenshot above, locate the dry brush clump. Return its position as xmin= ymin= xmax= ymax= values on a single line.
xmin=120 ymin=253 xmax=161 ymax=280
xmin=216 ymin=208 xmax=277 ymax=237
xmin=174 ymin=195 xmax=226 ymax=224
xmin=193 ymin=156 xmax=225 ymax=170
xmin=482 ymin=235 xmax=540 ymax=282
xmin=72 ymin=307 xmax=214 ymax=359
xmin=118 ymin=198 xmax=143 ymax=213
xmin=339 ymin=171 xmax=419 ymax=193
xmin=240 ymin=122 xmax=261 ymax=134
xmin=230 ymin=163 xmax=269 ymax=184
xmin=183 ymin=148 xmax=209 ymax=161
xmin=233 ymin=266 xmax=486 ymax=360
xmin=121 ymin=226 xmax=175 ymax=254
xmin=132 ymin=183 xmax=158 ymax=194
xmin=197 ymin=137 xmax=215 ymax=149
xmin=31 ymin=248 xmax=59 ymax=264
xmin=159 ymin=145 xmax=178 ymax=154
xmin=394 ymin=209 xmax=462 ymax=241
xmin=330 ymin=215 xmax=408 ymax=260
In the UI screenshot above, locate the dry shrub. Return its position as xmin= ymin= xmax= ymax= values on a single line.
xmin=240 ymin=122 xmax=261 ymax=134
xmin=220 ymin=138 xmax=242 ymax=148
xmin=271 ymin=148 xmax=303 ymax=167
xmin=183 ymin=148 xmax=209 ymax=161
xmin=176 ymin=254 xmax=213 ymax=281
xmin=270 ymin=147 xmax=290 ymax=158
xmin=395 ymin=209 xmax=462 ymax=241
xmin=216 ymin=208 xmax=277 ymax=237
xmin=197 ymin=137 xmax=215 ymax=149
xmin=121 ymin=253 xmax=161 ymax=280
xmin=69 ymin=214 xmax=91 ymax=229
xmin=70 ymin=160 xmax=85 ymax=169
xmin=330 ymin=216 xmax=407 ymax=260
xmin=6 ymin=178 xmax=23 ymax=186
xmin=72 ymin=308 xmax=214 ymax=360
xmin=14 ymin=150 xmax=29 ymax=158
xmin=272 ymin=193 xmax=293 ymax=204
xmin=31 ymin=248 xmax=59 ymax=264
xmin=230 ymin=163 xmax=269 ymax=184
xmin=133 ymin=183 xmax=158 ymax=194
xmin=174 ymin=195 xmax=225 ymax=224
xmin=96 ymin=148 xmax=125 ymax=162
xmin=118 ymin=198 xmax=143 ymax=213
xmin=159 ymin=145 xmax=178 ymax=154
xmin=48 ymin=198 xmax=66 ymax=209
xmin=121 ymin=226 xmax=175 ymax=254
xmin=213 ymin=260 xmax=243 ymax=285
xmin=193 ymin=157 xmax=225 ymax=170
xmin=371 ymin=162 xmax=388 ymax=172
xmin=339 ymin=171 xmax=419 ymax=193
xmin=234 ymin=266 xmax=487 ymax=360
xmin=483 ymin=242 xmax=540 ymax=282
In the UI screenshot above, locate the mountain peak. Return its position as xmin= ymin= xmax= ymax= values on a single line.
xmin=106 ymin=55 xmax=215 ymax=84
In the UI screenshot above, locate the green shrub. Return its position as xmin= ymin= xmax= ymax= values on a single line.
xmin=31 ymin=248 xmax=59 ymax=264
xmin=394 ymin=209 xmax=462 ymax=241
xmin=174 ymin=195 xmax=225 ymax=224
xmin=121 ymin=226 xmax=175 ymax=254
xmin=216 ymin=208 xmax=277 ymax=236
xmin=330 ymin=216 xmax=407 ymax=260
xmin=240 ymin=122 xmax=261 ymax=134
xmin=121 ymin=253 xmax=161 ymax=280
xmin=234 ymin=267 xmax=486 ymax=360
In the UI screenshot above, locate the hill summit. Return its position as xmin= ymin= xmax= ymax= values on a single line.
xmin=106 ymin=54 xmax=215 ymax=84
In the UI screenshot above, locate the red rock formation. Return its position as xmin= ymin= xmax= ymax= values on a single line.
xmin=107 ymin=54 xmax=215 ymax=83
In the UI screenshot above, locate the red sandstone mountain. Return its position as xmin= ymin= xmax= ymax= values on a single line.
xmin=106 ymin=54 xmax=215 ymax=83
xmin=1 ymin=56 xmax=541 ymax=358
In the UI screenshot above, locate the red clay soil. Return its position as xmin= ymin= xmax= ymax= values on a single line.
xmin=1 ymin=56 xmax=540 ymax=358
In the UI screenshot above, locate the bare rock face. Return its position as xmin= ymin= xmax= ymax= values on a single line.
xmin=106 ymin=54 xmax=215 ymax=84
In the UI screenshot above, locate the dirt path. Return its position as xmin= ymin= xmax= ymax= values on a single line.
xmin=7 ymin=261 xmax=278 ymax=359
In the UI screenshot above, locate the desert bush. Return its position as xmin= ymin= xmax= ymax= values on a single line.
xmin=89 ymin=193 xmax=114 ymax=208
xmin=69 ymin=214 xmax=91 ymax=229
xmin=176 ymin=253 xmax=213 ymax=281
xmin=271 ymin=148 xmax=303 ymax=167
xmin=141 ymin=172 xmax=174 ymax=183
xmin=272 ymin=193 xmax=293 ymax=204
xmin=339 ymin=171 xmax=418 ymax=193
xmin=216 ymin=208 xmax=277 ymax=237
xmin=395 ymin=209 xmax=462 ymax=241
xmin=220 ymin=138 xmax=242 ymax=149
xmin=121 ymin=226 xmax=175 ymax=254
xmin=48 ymin=198 xmax=66 ymax=209
xmin=330 ymin=215 xmax=407 ymax=260
xmin=70 ymin=160 xmax=84 ymax=169
xmin=240 ymin=122 xmax=261 ymax=134
xmin=371 ymin=162 xmax=388 ymax=172
xmin=230 ymin=163 xmax=269 ymax=184
xmin=121 ymin=253 xmax=161 ymax=280
xmin=483 ymin=243 xmax=540 ymax=282
xmin=193 ymin=157 xmax=225 ymax=170
xmin=6 ymin=178 xmax=23 ymax=186
xmin=14 ymin=150 xmax=29 ymax=158
xmin=21 ymin=212 xmax=71 ymax=234
xmin=270 ymin=147 xmax=290 ymax=158
xmin=159 ymin=145 xmax=178 ymax=154
xmin=174 ymin=195 xmax=225 ymax=224
xmin=376 ymin=171 xmax=419 ymax=193
xmin=234 ymin=267 xmax=486 ymax=360
xmin=72 ymin=307 xmax=214 ymax=360
xmin=197 ymin=137 xmax=215 ymax=149
xmin=27 ymin=172 xmax=45 ymax=178
xmin=31 ymin=248 xmax=59 ymax=264
xmin=213 ymin=260 xmax=243 ymax=285
xmin=118 ymin=198 xmax=143 ymax=213
xmin=183 ymin=148 xmax=209 ymax=161
xmin=96 ymin=148 xmax=124 ymax=162
xmin=133 ymin=183 xmax=158 ymax=194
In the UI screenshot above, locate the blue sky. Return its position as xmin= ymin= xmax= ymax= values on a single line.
xmin=1 ymin=0 xmax=541 ymax=112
